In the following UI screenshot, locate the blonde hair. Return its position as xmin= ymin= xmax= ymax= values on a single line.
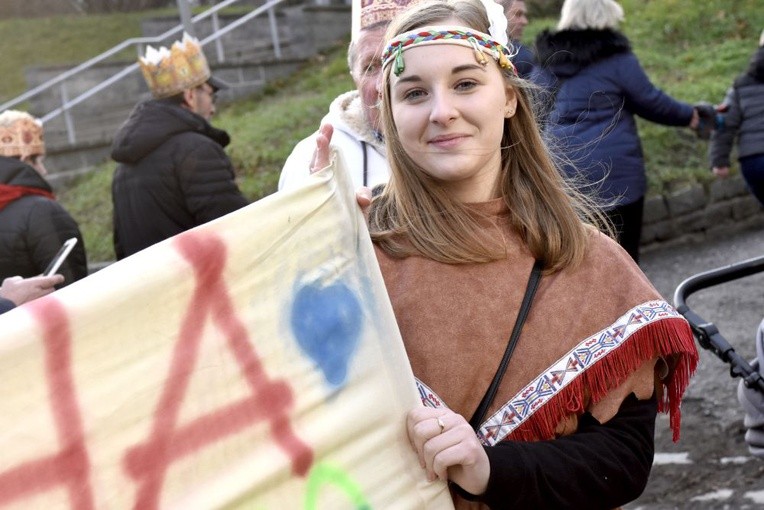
xmin=369 ymin=0 xmax=609 ymax=273
xmin=557 ymin=0 xmax=624 ymax=31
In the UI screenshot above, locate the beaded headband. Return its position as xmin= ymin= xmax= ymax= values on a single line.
xmin=381 ymin=26 xmax=517 ymax=76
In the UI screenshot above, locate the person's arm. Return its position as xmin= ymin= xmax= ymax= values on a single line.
xmin=177 ymin=140 xmax=249 ymax=224
xmin=472 ymin=393 xmax=656 ymax=510
xmin=618 ymin=53 xmax=694 ymax=126
xmin=709 ymin=87 xmax=742 ymax=170
xmin=309 ymin=124 xmax=373 ymax=213
xmin=278 ymin=134 xmax=322 ymax=191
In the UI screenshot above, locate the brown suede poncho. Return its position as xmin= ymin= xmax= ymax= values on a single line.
xmin=374 ymin=198 xmax=698 ymax=508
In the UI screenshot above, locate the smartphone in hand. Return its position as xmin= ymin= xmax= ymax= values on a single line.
xmin=43 ymin=238 xmax=78 ymax=277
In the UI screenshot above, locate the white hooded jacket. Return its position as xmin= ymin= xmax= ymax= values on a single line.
xmin=278 ymin=90 xmax=388 ymax=191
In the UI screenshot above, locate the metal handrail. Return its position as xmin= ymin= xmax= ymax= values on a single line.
xmin=0 ymin=0 xmax=243 ymax=113
xmin=0 ymin=0 xmax=286 ymax=142
xmin=39 ymin=0 xmax=285 ymax=126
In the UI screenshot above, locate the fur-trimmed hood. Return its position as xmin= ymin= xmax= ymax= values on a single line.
xmin=326 ymin=90 xmax=385 ymax=153
xmin=535 ymin=28 xmax=632 ymax=79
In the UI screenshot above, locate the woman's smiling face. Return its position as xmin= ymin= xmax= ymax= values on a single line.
xmin=389 ymin=37 xmax=516 ymax=203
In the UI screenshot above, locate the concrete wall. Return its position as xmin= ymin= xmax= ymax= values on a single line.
xmin=140 ymin=11 xmax=296 ymax=62
xmin=641 ymin=176 xmax=764 ymax=254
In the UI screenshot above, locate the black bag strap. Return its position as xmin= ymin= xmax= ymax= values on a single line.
xmin=469 ymin=259 xmax=544 ymax=431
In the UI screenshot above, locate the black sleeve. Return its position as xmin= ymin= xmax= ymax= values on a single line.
xmin=0 ymin=297 xmax=15 ymax=315
xmin=176 ymin=140 xmax=249 ymax=224
xmin=462 ymin=393 xmax=657 ymax=510
xmin=26 ymin=200 xmax=89 ymax=286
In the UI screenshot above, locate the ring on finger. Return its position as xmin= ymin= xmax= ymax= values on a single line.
xmin=437 ymin=416 xmax=445 ymax=434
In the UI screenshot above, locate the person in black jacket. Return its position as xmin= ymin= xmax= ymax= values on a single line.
xmin=0 ymin=110 xmax=88 ymax=285
xmin=111 ymin=33 xmax=248 ymax=260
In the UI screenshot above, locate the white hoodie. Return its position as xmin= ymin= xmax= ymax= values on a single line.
xmin=278 ymin=90 xmax=388 ymax=191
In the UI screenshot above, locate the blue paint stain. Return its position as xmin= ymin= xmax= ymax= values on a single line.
xmin=291 ymin=281 xmax=363 ymax=387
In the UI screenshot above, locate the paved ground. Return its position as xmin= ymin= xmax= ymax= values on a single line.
xmin=625 ymin=222 xmax=764 ymax=509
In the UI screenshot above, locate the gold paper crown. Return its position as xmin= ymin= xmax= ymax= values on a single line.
xmin=0 ymin=110 xmax=45 ymax=159
xmin=139 ymin=33 xmax=211 ymax=99
xmin=352 ymin=0 xmax=419 ymax=40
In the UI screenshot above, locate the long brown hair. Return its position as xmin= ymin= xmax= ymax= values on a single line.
xmin=368 ymin=0 xmax=609 ymax=272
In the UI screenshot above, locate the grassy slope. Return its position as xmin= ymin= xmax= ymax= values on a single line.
xmin=56 ymin=43 xmax=355 ymax=262
xmin=0 ymin=5 xmax=251 ymax=103
xmin=621 ymin=0 xmax=763 ymax=189
xmin=0 ymin=11 xmax=168 ymax=104
xmin=41 ymin=0 xmax=764 ymax=262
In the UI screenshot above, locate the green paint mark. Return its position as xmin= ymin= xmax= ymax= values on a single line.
xmin=304 ymin=462 xmax=372 ymax=510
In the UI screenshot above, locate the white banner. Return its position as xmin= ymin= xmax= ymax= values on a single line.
xmin=0 ymin=152 xmax=453 ymax=510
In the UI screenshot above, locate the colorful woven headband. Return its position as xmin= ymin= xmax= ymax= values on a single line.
xmin=381 ymin=25 xmax=517 ymax=77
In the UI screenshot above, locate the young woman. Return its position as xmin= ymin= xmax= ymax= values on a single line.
xmin=311 ymin=0 xmax=698 ymax=507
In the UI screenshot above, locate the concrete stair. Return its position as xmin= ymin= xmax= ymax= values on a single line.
xmin=22 ymin=3 xmax=351 ymax=188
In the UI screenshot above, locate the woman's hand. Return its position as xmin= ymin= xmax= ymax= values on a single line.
xmin=712 ymin=166 xmax=730 ymax=178
xmin=406 ymin=407 xmax=490 ymax=496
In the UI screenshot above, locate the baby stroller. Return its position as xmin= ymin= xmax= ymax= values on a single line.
xmin=674 ymin=254 xmax=764 ymax=457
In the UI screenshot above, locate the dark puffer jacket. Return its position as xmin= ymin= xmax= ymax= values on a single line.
xmin=0 ymin=156 xmax=88 ymax=285
xmin=534 ymin=29 xmax=694 ymax=206
xmin=111 ymin=100 xmax=248 ymax=260
xmin=709 ymin=44 xmax=764 ymax=167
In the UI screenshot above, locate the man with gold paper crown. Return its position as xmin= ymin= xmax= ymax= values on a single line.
xmin=111 ymin=33 xmax=248 ymax=260
xmin=277 ymin=0 xmax=415 ymax=191
xmin=0 ymin=110 xmax=88 ymax=286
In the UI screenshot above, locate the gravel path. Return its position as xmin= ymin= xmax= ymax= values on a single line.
xmin=626 ymin=224 xmax=764 ymax=509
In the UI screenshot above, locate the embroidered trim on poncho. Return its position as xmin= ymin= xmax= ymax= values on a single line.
xmin=416 ymin=299 xmax=697 ymax=445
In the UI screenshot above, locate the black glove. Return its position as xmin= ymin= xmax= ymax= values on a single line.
xmin=693 ymin=101 xmax=717 ymax=140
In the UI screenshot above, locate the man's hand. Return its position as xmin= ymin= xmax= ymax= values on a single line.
xmin=713 ymin=166 xmax=730 ymax=178
xmin=309 ymin=123 xmax=334 ymax=174
xmin=310 ymin=123 xmax=373 ymax=217
xmin=0 ymin=275 xmax=64 ymax=306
